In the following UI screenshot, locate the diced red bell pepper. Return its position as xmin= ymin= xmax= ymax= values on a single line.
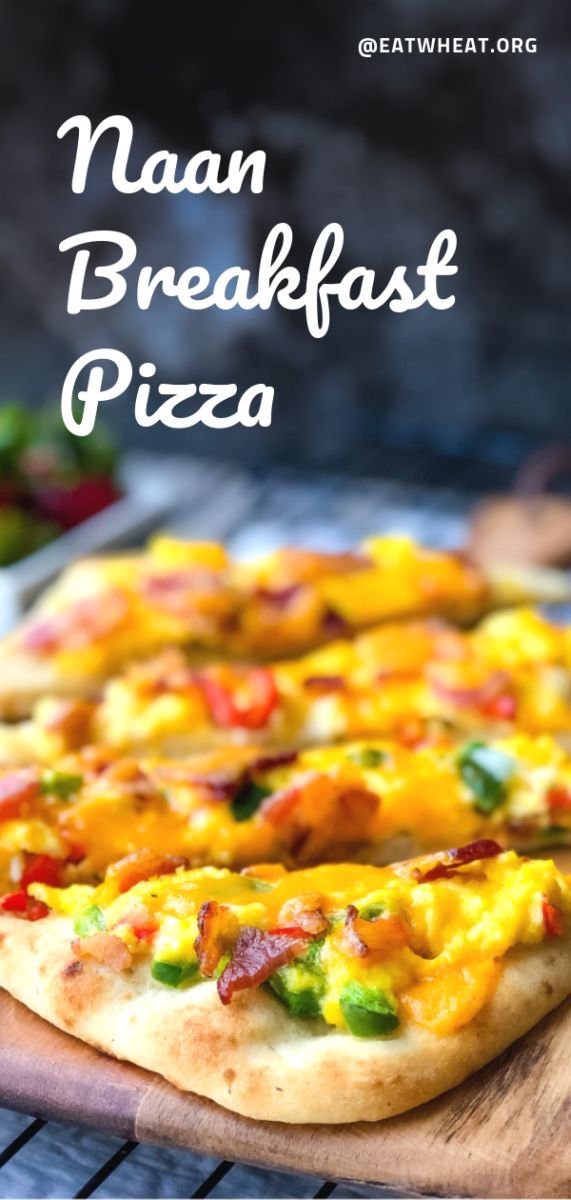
xmin=542 ymin=899 xmax=565 ymax=937
xmin=547 ymin=787 xmax=571 ymax=813
xmin=0 ymin=890 xmax=28 ymax=912
xmin=21 ymin=854 xmax=64 ymax=890
xmin=481 ymin=692 xmax=517 ymax=721
xmin=199 ymin=667 xmax=279 ymax=730
xmin=64 ymin=843 xmax=87 ymax=865
xmin=0 ymin=891 xmax=49 ymax=920
xmin=268 ymin=925 xmax=310 ymax=938
xmin=114 ymin=906 xmax=159 ymax=941
xmin=429 ymin=669 xmax=516 ymax=720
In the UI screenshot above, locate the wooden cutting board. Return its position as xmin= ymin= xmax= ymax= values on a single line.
xmin=3 ymin=849 xmax=571 ymax=1199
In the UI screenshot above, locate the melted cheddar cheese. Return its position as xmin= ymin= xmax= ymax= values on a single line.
xmin=32 ymin=850 xmax=571 ymax=1039
xmin=1 ymin=733 xmax=570 ymax=894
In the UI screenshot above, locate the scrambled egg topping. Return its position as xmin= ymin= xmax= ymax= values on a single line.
xmin=32 ymin=850 xmax=571 ymax=1039
xmin=16 ymin=534 xmax=488 ymax=675
xmin=1 ymin=734 xmax=571 ymax=892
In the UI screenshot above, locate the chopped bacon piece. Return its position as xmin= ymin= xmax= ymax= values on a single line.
xmin=249 ymin=751 xmax=298 ymax=773
xmin=260 ymin=774 xmax=379 ymax=864
xmin=143 ymin=570 xmax=200 ymax=606
xmin=0 ymin=770 xmax=40 ymax=821
xmin=23 ymin=615 xmax=63 ymax=653
xmin=428 ymin=667 xmax=516 ymax=719
xmin=72 ymin=932 xmax=133 ymax=970
xmin=157 ymin=750 xmax=298 ymax=805
xmin=398 ymin=839 xmax=504 ymax=884
xmin=217 ymin=925 xmax=311 ymax=1005
xmin=321 ymin=608 xmax=350 ymax=638
xmin=99 ymin=760 xmax=165 ymax=806
xmin=194 ymin=901 xmax=240 ymax=976
xmin=43 ymin=699 xmax=96 ymax=748
xmin=21 ymin=854 xmax=64 ymax=890
xmin=542 ymin=899 xmax=565 ymax=937
xmin=0 ymin=891 xmax=49 ymax=921
xmin=376 ymin=668 xmax=420 ymax=684
xmin=127 ymin=649 xmax=196 ymax=697
xmin=197 ymin=667 xmax=279 ymax=730
xmin=108 ymin=849 xmax=188 ymax=893
xmin=23 ymin=589 xmax=128 ymax=655
xmin=73 ymin=746 xmax=117 ymax=779
xmin=342 ymin=904 xmax=409 ymax=957
xmin=185 ymin=769 xmax=243 ymax=801
xmin=275 ymin=548 xmax=370 ymax=584
xmin=64 ymin=842 xmax=87 ymax=865
xmin=255 ymin=584 xmax=302 ymax=609
xmin=156 ymin=757 xmax=244 ymax=800
xmin=303 ymin=675 xmax=346 ymax=694
xmin=429 ymin=625 xmax=468 ymax=662
xmin=260 ymin=783 xmax=304 ymax=827
xmin=277 ymin=892 xmax=328 ymax=936
xmin=142 ymin=570 xmax=233 ymax=622
xmin=547 ymin=787 xmax=571 ymax=813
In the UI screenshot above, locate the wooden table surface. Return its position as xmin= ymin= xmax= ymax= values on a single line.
xmin=4 ymin=845 xmax=571 ymax=1200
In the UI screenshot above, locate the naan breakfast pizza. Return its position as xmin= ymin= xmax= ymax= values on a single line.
xmin=0 ymin=842 xmax=569 ymax=1122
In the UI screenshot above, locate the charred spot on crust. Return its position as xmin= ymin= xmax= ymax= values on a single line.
xmin=62 ymin=959 xmax=84 ymax=978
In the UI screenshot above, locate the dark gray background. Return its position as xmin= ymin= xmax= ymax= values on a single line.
xmin=0 ymin=0 xmax=570 ymax=488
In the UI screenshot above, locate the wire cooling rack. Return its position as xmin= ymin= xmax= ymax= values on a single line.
xmin=0 ymin=455 xmax=500 ymax=1199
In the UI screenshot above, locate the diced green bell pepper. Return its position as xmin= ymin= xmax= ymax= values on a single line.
xmin=347 ymin=747 xmax=387 ymax=769
xmin=458 ymin=741 xmax=516 ymax=814
xmin=340 ymin=981 xmax=399 ymax=1037
xmin=151 ymin=959 xmax=200 ymax=988
xmin=358 ymin=901 xmax=385 ymax=921
xmin=269 ymin=939 xmax=325 ymax=1017
xmin=230 ymin=780 xmax=272 ymax=822
xmin=40 ymin=770 xmax=84 ymax=800
xmin=269 ymin=970 xmax=322 ymax=1017
xmin=214 ymin=951 xmax=231 ymax=979
xmin=73 ymin=904 xmax=106 ymax=937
